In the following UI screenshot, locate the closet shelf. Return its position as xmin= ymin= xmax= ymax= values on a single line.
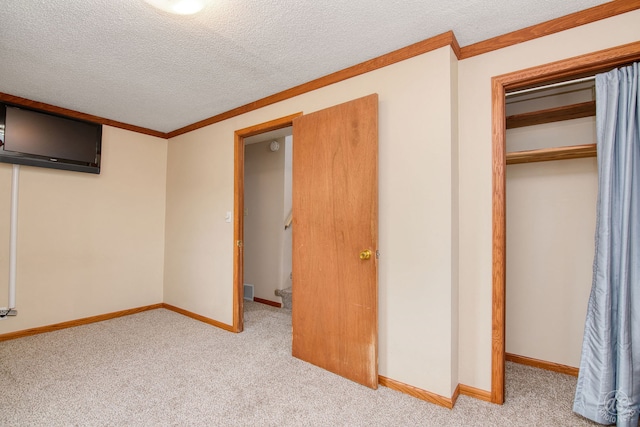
xmin=506 ymin=101 xmax=595 ymax=129
xmin=506 ymin=144 xmax=597 ymax=165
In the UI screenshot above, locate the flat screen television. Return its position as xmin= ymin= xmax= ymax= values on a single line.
xmin=0 ymin=102 xmax=102 ymax=174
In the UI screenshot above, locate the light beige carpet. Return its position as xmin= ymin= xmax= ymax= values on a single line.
xmin=0 ymin=302 xmax=598 ymax=426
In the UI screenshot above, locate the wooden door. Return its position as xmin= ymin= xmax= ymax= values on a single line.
xmin=292 ymin=94 xmax=378 ymax=389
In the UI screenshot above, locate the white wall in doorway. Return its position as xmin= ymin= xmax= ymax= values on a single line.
xmin=244 ymin=136 xmax=290 ymax=303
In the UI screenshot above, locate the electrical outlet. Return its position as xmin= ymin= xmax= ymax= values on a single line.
xmin=0 ymin=307 xmax=17 ymax=317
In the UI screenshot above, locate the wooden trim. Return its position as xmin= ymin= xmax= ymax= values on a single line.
xmin=253 ymin=297 xmax=283 ymax=308
xmin=233 ymin=130 xmax=245 ymax=333
xmin=460 ymin=0 xmax=640 ymax=59
xmin=2 ymin=3 xmax=635 ymax=141
xmin=168 ymin=3 xmax=635 ymax=138
xmin=233 ymin=113 xmax=302 ymax=333
xmin=459 ymin=384 xmax=493 ymax=402
xmin=451 ymin=384 xmax=460 ymax=407
xmin=0 ymin=92 xmax=167 ymax=139
xmin=0 ymin=304 xmax=163 ymax=342
xmin=491 ymin=41 xmax=640 ymax=405
xmin=6 ymin=30 xmax=454 ymax=141
xmin=162 ymin=303 xmax=235 ymax=333
xmin=507 ymin=144 xmax=596 ymax=165
xmin=3 ymin=3 xmax=634 ymax=140
xmin=497 ymin=41 xmax=640 ymax=92
xmin=0 ymin=302 xmax=245 ymax=342
xmin=506 ymin=101 xmax=596 ymax=129
xmin=450 ymin=33 xmax=462 ymax=60
xmin=167 ymin=32 xmax=457 ymax=138
xmin=378 ymin=375 xmax=457 ymax=409
xmin=234 ymin=113 xmax=302 ymax=139
xmin=168 ymin=4 xmax=636 ymax=138
xmin=506 ymin=353 xmax=579 ymax=377
xmin=491 ymin=77 xmax=507 ymax=405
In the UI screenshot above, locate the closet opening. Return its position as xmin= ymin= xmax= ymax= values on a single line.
xmin=504 ymin=79 xmax=597 ymax=392
xmin=490 ymin=41 xmax=640 ymax=404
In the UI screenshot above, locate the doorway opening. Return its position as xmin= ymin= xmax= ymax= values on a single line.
xmin=243 ymin=128 xmax=293 ymax=312
xmin=232 ymin=113 xmax=302 ymax=333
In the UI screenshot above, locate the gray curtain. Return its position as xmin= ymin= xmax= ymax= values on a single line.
xmin=573 ymin=62 xmax=640 ymax=426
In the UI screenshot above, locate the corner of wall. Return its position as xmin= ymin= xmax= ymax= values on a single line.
xmin=159 ymin=136 xmax=170 ymax=304
xmin=449 ymin=46 xmax=460 ymax=393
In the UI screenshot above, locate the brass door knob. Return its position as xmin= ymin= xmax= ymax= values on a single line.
xmin=359 ymin=249 xmax=372 ymax=260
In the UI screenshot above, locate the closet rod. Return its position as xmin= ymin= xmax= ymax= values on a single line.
xmin=506 ymin=75 xmax=595 ymax=97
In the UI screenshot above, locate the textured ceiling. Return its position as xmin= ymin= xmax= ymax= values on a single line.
xmin=0 ymin=0 xmax=610 ymax=134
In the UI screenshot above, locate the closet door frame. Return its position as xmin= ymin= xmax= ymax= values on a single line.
xmin=490 ymin=41 xmax=640 ymax=404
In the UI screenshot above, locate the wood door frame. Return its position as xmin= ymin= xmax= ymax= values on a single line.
xmin=490 ymin=41 xmax=640 ymax=404
xmin=232 ymin=112 xmax=303 ymax=333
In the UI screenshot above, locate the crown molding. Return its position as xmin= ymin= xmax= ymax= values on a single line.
xmin=459 ymin=0 xmax=640 ymax=59
xmin=167 ymin=31 xmax=458 ymax=138
xmin=3 ymin=1 xmax=637 ymax=139
xmin=0 ymin=92 xmax=166 ymax=139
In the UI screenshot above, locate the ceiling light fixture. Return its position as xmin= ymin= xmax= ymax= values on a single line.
xmin=144 ymin=0 xmax=208 ymax=15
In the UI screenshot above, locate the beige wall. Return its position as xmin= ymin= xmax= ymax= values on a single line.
xmin=164 ymin=46 xmax=460 ymax=397
xmin=163 ymin=121 xmax=236 ymax=321
xmin=244 ymin=137 xmax=287 ymax=302
xmin=506 ymin=157 xmax=597 ymax=367
xmin=458 ymin=10 xmax=640 ymax=390
xmin=0 ymin=126 xmax=167 ymax=333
